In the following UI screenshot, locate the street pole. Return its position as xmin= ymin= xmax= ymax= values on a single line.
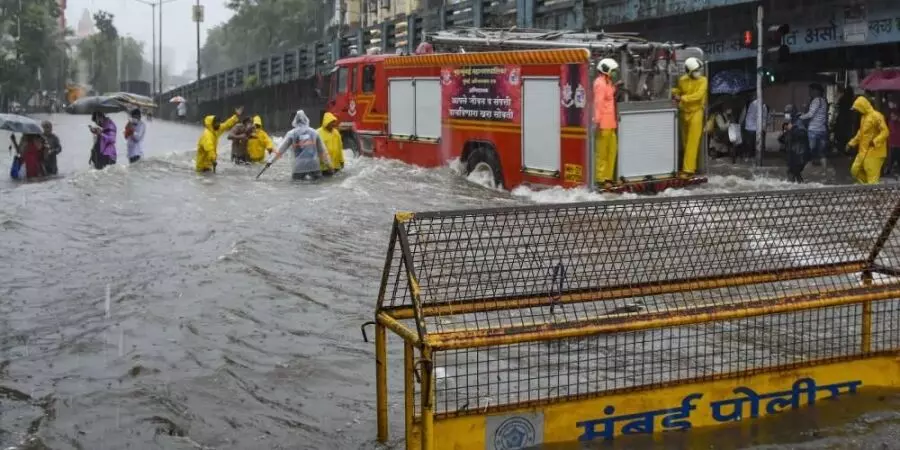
xmin=196 ymin=0 xmax=201 ymax=83
xmin=755 ymin=3 xmax=764 ymax=167
xmin=152 ymin=3 xmax=156 ymax=96
xmin=159 ymin=1 xmax=163 ymax=95
xmin=194 ymin=0 xmax=203 ymax=123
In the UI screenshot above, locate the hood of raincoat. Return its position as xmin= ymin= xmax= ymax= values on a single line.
xmin=852 ymin=96 xmax=875 ymax=115
xmin=322 ymin=112 xmax=339 ymax=128
xmin=253 ymin=115 xmax=263 ymax=128
xmin=292 ymin=110 xmax=310 ymax=128
xmin=203 ymin=115 xmax=216 ymax=131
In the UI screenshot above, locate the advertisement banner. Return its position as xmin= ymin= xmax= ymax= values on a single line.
xmin=441 ymin=65 xmax=522 ymax=124
xmin=560 ymin=63 xmax=588 ymax=128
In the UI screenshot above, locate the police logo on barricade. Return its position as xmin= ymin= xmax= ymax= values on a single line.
xmin=487 ymin=413 xmax=543 ymax=450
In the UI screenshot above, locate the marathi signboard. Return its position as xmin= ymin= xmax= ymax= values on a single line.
xmin=441 ymin=65 xmax=522 ymax=124
xmin=698 ymin=12 xmax=900 ymax=62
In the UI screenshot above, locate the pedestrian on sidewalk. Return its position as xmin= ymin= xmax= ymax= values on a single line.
xmin=800 ymin=83 xmax=829 ymax=169
xmin=886 ymin=107 xmax=900 ymax=176
xmin=780 ymin=105 xmax=809 ymax=183
xmin=740 ymin=92 xmax=767 ymax=161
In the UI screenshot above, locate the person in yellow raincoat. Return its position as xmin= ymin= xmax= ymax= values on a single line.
xmin=247 ymin=115 xmax=274 ymax=163
xmin=671 ymin=57 xmax=708 ymax=176
xmin=195 ymin=106 xmax=243 ymax=172
xmin=847 ymin=96 xmax=890 ymax=184
xmin=317 ymin=112 xmax=345 ymax=176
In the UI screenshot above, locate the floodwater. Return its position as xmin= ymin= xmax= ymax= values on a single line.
xmin=0 ymin=112 xmax=898 ymax=450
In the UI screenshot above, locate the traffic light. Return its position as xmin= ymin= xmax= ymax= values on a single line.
xmin=758 ymin=66 xmax=776 ymax=83
xmin=764 ymin=24 xmax=790 ymax=63
xmin=742 ymin=30 xmax=754 ymax=49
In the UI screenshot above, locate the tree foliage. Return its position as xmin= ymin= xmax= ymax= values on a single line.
xmin=75 ymin=11 xmax=144 ymax=93
xmin=200 ymin=0 xmax=322 ymax=75
xmin=0 ymin=0 xmax=65 ymax=100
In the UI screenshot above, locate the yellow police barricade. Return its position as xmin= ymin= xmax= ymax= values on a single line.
xmin=369 ymin=185 xmax=900 ymax=450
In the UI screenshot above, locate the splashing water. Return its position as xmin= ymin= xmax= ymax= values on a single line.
xmin=0 ymin=114 xmax=879 ymax=450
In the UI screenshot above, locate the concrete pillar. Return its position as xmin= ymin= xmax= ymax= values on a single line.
xmin=381 ymin=21 xmax=390 ymax=53
xmin=516 ymin=0 xmax=534 ymax=28
xmin=472 ymin=0 xmax=483 ymax=28
xmin=572 ymin=0 xmax=584 ymax=30
xmin=407 ymin=14 xmax=418 ymax=54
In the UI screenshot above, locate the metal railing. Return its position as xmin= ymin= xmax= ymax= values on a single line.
xmin=159 ymin=0 xmax=592 ymax=102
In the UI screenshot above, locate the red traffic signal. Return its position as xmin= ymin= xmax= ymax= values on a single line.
xmin=742 ymin=30 xmax=754 ymax=48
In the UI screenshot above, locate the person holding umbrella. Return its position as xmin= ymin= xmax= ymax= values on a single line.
xmin=2 ymin=113 xmax=47 ymax=180
xmin=10 ymin=134 xmax=45 ymax=179
xmin=171 ymin=96 xmax=187 ymax=122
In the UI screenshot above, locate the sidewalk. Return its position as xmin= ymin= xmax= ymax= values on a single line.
xmin=705 ymin=134 xmax=899 ymax=185
xmin=707 ymin=150 xmax=864 ymax=185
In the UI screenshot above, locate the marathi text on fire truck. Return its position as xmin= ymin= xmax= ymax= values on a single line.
xmin=440 ymin=65 xmax=522 ymax=124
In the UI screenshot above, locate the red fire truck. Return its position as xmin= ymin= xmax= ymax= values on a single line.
xmin=325 ymin=29 xmax=708 ymax=193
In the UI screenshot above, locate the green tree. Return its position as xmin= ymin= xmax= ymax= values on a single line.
xmin=75 ymin=10 xmax=144 ymax=93
xmin=118 ymin=36 xmax=144 ymax=82
xmin=0 ymin=0 xmax=65 ymax=102
xmin=199 ymin=0 xmax=321 ymax=75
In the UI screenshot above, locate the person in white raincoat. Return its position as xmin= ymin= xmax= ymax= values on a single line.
xmin=267 ymin=110 xmax=333 ymax=180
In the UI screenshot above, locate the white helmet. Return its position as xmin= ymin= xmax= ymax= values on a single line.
xmin=684 ymin=57 xmax=703 ymax=73
xmin=597 ymin=58 xmax=619 ymax=75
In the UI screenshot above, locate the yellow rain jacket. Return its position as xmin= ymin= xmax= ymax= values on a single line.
xmin=195 ymin=114 xmax=240 ymax=172
xmin=247 ymin=115 xmax=274 ymax=163
xmin=317 ymin=112 xmax=344 ymax=171
xmin=848 ymin=96 xmax=890 ymax=184
xmin=671 ymin=74 xmax=708 ymax=174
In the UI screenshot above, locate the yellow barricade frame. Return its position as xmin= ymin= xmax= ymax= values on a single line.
xmin=371 ymin=185 xmax=900 ymax=449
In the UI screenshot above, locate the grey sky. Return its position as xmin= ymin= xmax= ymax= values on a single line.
xmin=65 ymin=0 xmax=235 ymax=74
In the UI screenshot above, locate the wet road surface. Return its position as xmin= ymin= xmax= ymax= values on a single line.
xmin=1 ymin=112 xmax=899 ymax=449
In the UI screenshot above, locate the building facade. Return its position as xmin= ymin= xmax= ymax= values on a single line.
xmin=600 ymin=0 xmax=900 ymax=69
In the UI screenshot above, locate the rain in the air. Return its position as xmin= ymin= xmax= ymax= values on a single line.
xmin=3 ymin=0 xmax=900 ymax=449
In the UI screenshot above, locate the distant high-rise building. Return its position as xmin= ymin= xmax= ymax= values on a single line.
xmin=76 ymin=9 xmax=94 ymax=38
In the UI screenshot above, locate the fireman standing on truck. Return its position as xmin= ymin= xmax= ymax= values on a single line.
xmin=593 ymin=58 xmax=619 ymax=187
xmin=671 ymin=57 xmax=708 ymax=177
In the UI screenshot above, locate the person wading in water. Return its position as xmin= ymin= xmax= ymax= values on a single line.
xmin=89 ymin=112 xmax=117 ymax=170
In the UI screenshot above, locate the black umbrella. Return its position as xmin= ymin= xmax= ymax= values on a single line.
xmin=64 ymin=96 xmax=128 ymax=115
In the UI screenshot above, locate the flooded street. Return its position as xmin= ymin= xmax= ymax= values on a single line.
xmin=1 ymin=112 xmax=899 ymax=449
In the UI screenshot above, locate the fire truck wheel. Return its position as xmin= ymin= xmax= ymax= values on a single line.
xmin=465 ymin=147 xmax=504 ymax=189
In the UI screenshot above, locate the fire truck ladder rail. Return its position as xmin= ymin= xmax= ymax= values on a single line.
xmin=427 ymin=27 xmax=685 ymax=54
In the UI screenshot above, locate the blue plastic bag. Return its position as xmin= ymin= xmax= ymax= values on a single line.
xmin=9 ymin=156 xmax=23 ymax=180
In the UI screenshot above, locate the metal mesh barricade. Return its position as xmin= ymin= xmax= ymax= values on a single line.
xmin=370 ymin=185 xmax=900 ymax=450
